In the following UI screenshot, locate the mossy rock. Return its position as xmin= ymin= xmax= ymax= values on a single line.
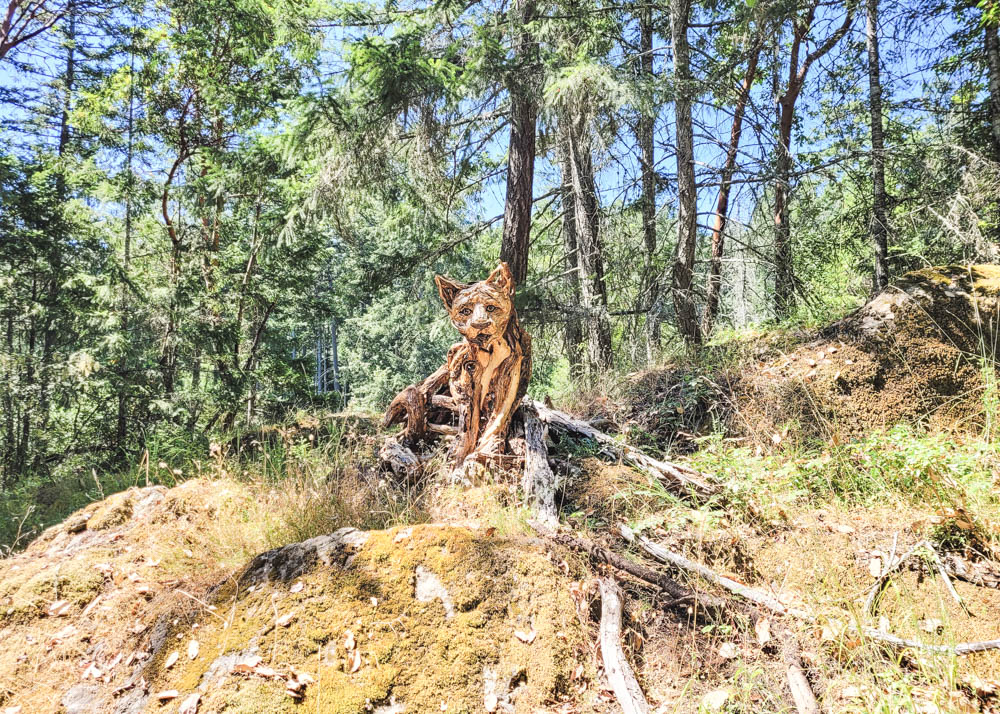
xmin=141 ymin=525 xmax=593 ymax=714
xmin=87 ymin=493 xmax=134 ymax=530
xmin=1 ymin=550 xmax=106 ymax=624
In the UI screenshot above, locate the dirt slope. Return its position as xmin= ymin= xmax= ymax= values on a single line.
xmin=740 ymin=264 xmax=1000 ymax=441
xmin=0 ymin=481 xmax=598 ymax=714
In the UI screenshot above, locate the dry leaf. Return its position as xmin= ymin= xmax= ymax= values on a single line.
xmin=187 ymin=639 xmax=199 ymax=660
xmin=701 ymin=689 xmax=730 ymax=712
xmin=276 ymin=612 xmax=295 ymax=627
xmin=154 ymin=690 xmax=179 ymax=702
xmin=718 ymin=642 xmax=738 ymax=659
xmin=344 ymin=630 xmax=355 ymax=650
xmin=136 ymin=584 xmax=150 ymax=595
xmin=289 ymin=581 xmax=303 ymax=594
xmin=754 ymin=618 xmax=771 ymax=646
xmin=842 ymin=686 xmax=863 ymax=699
xmin=514 ymin=629 xmax=536 ymax=644
xmin=919 ymin=619 xmax=944 ymax=634
xmin=349 ymin=649 xmax=362 ymax=673
xmin=179 ymin=693 xmax=201 ymax=714
xmin=869 ymin=556 xmax=883 ymax=578
xmin=295 ymin=672 xmax=316 ymax=685
xmin=164 ymin=651 xmax=179 ymax=669
xmin=484 ymin=694 xmax=499 ymax=712
xmin=4 ymin=706 xmax=23 ymax=714
xmin=47 ymin=600 xmax=71 ymax=617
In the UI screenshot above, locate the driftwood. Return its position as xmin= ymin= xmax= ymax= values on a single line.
xmin=598 ymin=578 xmax=651 ymax=714
xmin=383 ymin=263 xmax=532 ymax=473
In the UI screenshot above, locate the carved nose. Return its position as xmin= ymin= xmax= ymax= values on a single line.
xmin=471 ymin=319 xmax=490 ymax=329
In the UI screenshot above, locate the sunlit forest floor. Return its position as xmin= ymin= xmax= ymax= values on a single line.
xmin=3 ymin=315 xmax=1000 ymax=712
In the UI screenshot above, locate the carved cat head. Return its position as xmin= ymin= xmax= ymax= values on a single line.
xmin=435 ymin=263 xmax=516 ymax=345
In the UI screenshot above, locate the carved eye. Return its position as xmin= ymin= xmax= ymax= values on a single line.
xmin=460 ymin=308 xmax=472 ymax=316
xmin=464 ymin=362 xmax=475 ymax=372
xmin=486 ymin=305 xmax=497 ymax=313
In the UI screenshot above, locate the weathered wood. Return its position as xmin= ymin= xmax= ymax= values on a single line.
xmin=382 ymin=263 xmax=532 ymax=473
xmin=621 ymin=525 xmax=1000 ymax=657
xmin=530 ymin=521 xmax=723 ymax=608
xmin=598 ymin=578 xmax=651 ymax=714
xmin=620 ymin=525 xmax=814 ymax=621
xmin=519 ymin=408 xmax=558 ymax=525
xmin=940 ymin=552 xmax=1000 ymax=589
xmin=780 ymin=632 xmax=820 ymax=714
xmin=531 ymin=400 xmax=717 ymax=500
xmin=379 ymin=439 xmax=421 ymax=481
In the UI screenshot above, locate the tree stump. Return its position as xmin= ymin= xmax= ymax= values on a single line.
xmin=382 ymin=262 xmax=532 ymax=477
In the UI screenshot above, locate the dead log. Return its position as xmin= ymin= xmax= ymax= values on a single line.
xmin=940 ymin=552 xmax=1000 ymax=589
xmin=598 ymin=578 xmax=651 ymax=714
xmin=530 ymin=400 xmax=717 ymax=500
xmin=620 ymin=525 xmax=815 ymax=621
xmin=777 ymin=625 xmax=820 ymax=714
xmin=379 ymin=439 xmax=421 ymax=482
xmin=529 ymin=521 xmax=724 ymax=609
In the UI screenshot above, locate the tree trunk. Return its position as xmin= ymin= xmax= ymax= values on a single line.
xmin=984 ymin=19 xmax=1000 ymax=241
xmin=638 ymin=5 xmax=661 ymax=359
xmin=772 ymin=1 xmax=854 ymax=318
xmin=670 ymin=0 xmax=702 ymax=346
xmin=985 ymin=20 xmax=1000 ymax=157
xmin=774 ymin=95 xmax=795 ymax=318
xmin=866 ymin=0 xmax=889 ymax=292
xmin=702 ymin=40 xmax=761 ymax=337
xmin=498 ymin=0 xmax=537 ymax=288
xmin=567 ymin=121 xmax=613 ymax=371
xmin=557 ymin=137 xmax=584 ymax=373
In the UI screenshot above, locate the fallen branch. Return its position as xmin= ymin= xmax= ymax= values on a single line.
xmin=864 ymin=540 xmax=968 ymax=614
xmin=620 ymin=525 xmax=815 ymax=622
xmin=598 ymin=578 xmax=650 ymax=714
xmin=862 ymin=540 xmax=928 ymax=614
xmin=940 ymin=552 xmax=1000 ymax=590
xmin=857 ymin=627 xmax=1000 ymax=655
xmin=529 ymin=522 xmax=724 ymax=609
xmin=766 ymin=617 xmax=820 ymax=714
xmin=529 ymin=400 xmax=718 ymax=501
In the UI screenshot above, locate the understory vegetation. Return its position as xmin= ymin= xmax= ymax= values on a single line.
xmin=4 ymin=0 xmax=1000 ymax=711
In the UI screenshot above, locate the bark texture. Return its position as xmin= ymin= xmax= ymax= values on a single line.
xmin=866 ymin=0 xmax=889 ymax=291
xmin=670 ymin=0 xmax=702 ymax=345
xmin=498 ymin=0 xmax=538 ymax=288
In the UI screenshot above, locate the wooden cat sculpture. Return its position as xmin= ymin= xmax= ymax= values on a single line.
xmin=382 ymin=262 xmax=532 ymax=474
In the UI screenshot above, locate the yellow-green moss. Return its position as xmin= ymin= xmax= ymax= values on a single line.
xmin=87 ymin=492 xmax=133 ymax=530
xmin=145 ymin=525 xmax=591 ymax=714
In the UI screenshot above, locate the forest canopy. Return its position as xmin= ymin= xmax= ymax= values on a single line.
xmin=1 ymin=0 xmax=999 ymax=492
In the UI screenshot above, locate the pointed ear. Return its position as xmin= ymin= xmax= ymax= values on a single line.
xmin=435 ymin=274 xmax=467 ymax=309
xmin=485 ymin=262 xmax=515 ymax=295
